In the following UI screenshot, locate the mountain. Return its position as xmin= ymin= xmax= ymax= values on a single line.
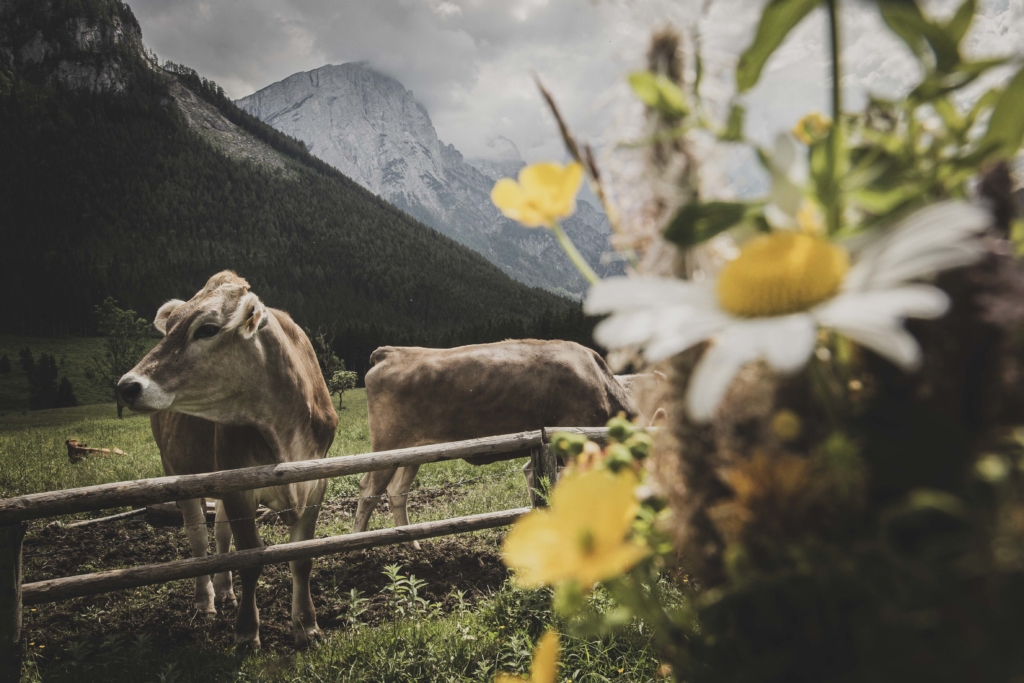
xmin=235 ymin=63 xmax=622 ymax=297
xmin=468 ymin=135 xmax=528 ymax=184
xmin=0 ymin=0 xmax=593 ymax=377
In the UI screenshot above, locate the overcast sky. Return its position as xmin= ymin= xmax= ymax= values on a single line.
xmin=129 ymin=0 xmax=1023 ymax=163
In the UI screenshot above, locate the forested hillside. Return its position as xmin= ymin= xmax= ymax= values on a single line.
xmin=0 ymin=0 xmax=592 ymax=377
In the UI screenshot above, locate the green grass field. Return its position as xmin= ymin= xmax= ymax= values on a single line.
xmin=1 ymin=388 xmax=664 ymax=682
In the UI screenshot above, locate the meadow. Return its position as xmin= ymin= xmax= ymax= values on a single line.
xmin=0 ymin=385 xmax=665 ymax=682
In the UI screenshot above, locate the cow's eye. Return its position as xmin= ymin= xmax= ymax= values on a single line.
xmin=194 ymin=324 xmax=220 ymax=340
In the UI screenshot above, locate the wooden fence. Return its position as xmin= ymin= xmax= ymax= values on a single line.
xmin=0 ymin=426 xmax=609 ymax=680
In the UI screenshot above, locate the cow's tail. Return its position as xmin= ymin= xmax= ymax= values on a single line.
xmin=589 ymin=349 xmax=639 ymax=419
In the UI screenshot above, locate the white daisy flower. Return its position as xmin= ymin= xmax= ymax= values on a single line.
xmin=764 ymin=133 xmax=810 ymax=231
xmin=585 ymin=201 xmax=990 ymax=422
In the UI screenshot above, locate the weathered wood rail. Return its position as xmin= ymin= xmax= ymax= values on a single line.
xmin=0 ymin=426 xmax=591 ymax=679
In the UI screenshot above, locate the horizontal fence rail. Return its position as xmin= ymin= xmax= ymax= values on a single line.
xmin=0 ymin=430 xmax=545 ymax=524
xmin=22 ymin=507 xmax=529 ymax=606
xmin=0 ymin=426 xmax=625 ymax=678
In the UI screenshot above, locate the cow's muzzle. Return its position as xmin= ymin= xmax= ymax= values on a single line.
xmin=116 ymin=373 xmax=172 ymax=413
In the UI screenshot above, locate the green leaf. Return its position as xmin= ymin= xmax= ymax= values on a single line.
xmin=878 ymin=0 xmax=961 ymax=74
xmin=851 ymin=185 xmax=919 ymax=214
xmin=736 ymin=0 xmax=821 ymax=92
xmin=974 ymin=63 xmax=1024 ymax=160
xmin=945 ymin=0 xmax=975 ymax=47
xmin=910 ymin=58 xmax=1008 ymax=100
xmin=664 ymin=201 xmax=749 ymax=247
xmin=963 ymin=87 xmax=1000 ymax=131
xmin=721 ymin=104 xmax=745 ymax=141
xmin=628 ymin=71 xmax=688 ymax=117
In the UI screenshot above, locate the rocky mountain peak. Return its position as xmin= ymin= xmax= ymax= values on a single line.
xmin=237 ymin=62 xmax=621 ymax=295
xmin=0 ymin=0 xmax=144 ymax=92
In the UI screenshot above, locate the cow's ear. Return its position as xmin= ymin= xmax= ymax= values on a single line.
xmin=154 ymin=299 xmax=185 ymax=335
xmin=237 ymin=292 xmax=267 ymax=340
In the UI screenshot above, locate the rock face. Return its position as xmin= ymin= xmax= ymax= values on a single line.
xmin=236 ymin=63 xmax=620 ymax=295
xmin=0 ymin=0 xmax=144 ymax=92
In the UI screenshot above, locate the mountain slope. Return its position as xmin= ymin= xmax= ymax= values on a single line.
xmin=235 ymin=63 xmax=621 ymax=296
xmin=0 ymin=0 xmax=592 ymax=376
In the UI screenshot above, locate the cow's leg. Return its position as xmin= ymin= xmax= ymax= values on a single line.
xmin=353 ymin=468 xmax=395 ymax=534
xmin=386 ymin=465 xmax=421 ymax=550
xmin=177 ymin=498 xmax=216 ymax=615
xmin=289 ymin=479 xmax=325 ymax=646
xmin=212 ymin=500 xmax=237 ymax=608
xmin=222 ymin=491 xmax=262 ymax=649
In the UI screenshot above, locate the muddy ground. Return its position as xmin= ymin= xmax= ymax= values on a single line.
xmin=20 ymin=496 xmax=511 ymax=658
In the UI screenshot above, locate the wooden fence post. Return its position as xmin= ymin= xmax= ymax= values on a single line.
xmin=529 ymin=444 xmax=557 ymax=508
xmin=0 ymin=522 xmax=26 ymax=682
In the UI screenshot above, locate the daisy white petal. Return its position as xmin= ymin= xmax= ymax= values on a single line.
xmin=685 ymin=314 xmax=816 ymax=421
xmin=584 ymin=277 xmax=708 ymax=315
xmin=844 ymin=201 xmax=988 ymax=291
xmin=765 ymin=133 xmax=808 ymax=229
xmin=853 ymin=243 xmax=987 ymax=292
xmin=686 ymin=330 xmax=761 ymax=421
xmin=829 ymin=322 xmax=924 ymax=369
xmin=642 ymin=310 xmax=731 ymax=363
xmin=814 ymin=286 xmax=949 ymax=326
xmin=591 ymin=310 xmax=662 ymax=349
xmin=751 ymin=314 xmax=818 ymax=372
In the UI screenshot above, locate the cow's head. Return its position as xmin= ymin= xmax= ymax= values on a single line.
xmin=116 ymin=271 xmax=270 ymax=423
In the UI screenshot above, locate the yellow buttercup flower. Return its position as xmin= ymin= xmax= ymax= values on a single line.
xmin=502 ymin=469 xmax=648 ymax=589
xmin=494 ymin=630 xmax=559 ymax=683
xmin=491 ymin=161 xmax=584 ymax=228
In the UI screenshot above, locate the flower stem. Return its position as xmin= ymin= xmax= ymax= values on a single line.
xmin=826 ymin=0 xmax=843 ymax=235
xmin=551 ymin=220 xmax=600 ymax=285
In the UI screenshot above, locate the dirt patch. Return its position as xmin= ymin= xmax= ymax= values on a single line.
xmin=20 ymin=504 xmax=510 ymax=658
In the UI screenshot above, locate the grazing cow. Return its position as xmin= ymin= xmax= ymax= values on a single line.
xmin=116 ymin=271 xmax=337 ymax=648
xmin=353 ymin=340 xmax=638 ymax=546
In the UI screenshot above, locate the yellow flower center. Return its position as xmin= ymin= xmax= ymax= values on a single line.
xmin=717 ymin=232 xmax=849 ymax=317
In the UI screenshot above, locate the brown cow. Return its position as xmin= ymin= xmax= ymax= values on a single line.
xmin=116 ymin=271 xmax=337 ymax=648
xmin=353 ymin=340 xmax=638 ymax=547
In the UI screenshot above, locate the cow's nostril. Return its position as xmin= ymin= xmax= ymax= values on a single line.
xmin=117 ymin=381 xmax=143 ymax=404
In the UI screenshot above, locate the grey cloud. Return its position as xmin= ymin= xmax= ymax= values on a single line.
xmin=128 ymin=0 xmax=1022 ymax=163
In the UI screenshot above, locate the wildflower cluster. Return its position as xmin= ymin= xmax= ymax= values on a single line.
xmin=491 ymin=0 xmax=1024 ymax=681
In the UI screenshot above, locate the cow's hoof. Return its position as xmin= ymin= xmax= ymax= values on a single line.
xmin=194 ymin=601 xmax=217 ymax=616
xmin=217 ymin=592 xmax=238 ymax=609
xmin=293 ymin=624 xmax=322 ymax=648
xmin=234 ymin=633 xmax=261 ymax=650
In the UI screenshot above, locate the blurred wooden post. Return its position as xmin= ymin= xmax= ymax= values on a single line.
xmin=529 ymin=444 xmax=557 ymax=508
xmin=0 ymin=522 xmax=26 ymax=682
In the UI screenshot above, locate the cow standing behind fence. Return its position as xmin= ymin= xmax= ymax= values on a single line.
xmin=354 ymin=340 xmax=639 ymax=546
xmin=116 ymin=271 xmax=337 ymax=648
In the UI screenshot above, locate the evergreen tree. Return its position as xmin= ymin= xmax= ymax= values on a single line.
xmin=0 ymin=354 xmax=9 ymax=376
xmin=55 ymin=376 xmax=78 ymax=408
xmin=17 ymin=349 xmax=78 ymax=410
xmin=18 ymin=348 xmax=34 ymax=375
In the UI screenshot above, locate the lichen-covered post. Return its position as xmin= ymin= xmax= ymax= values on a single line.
xmin=529 ymin=444 xmax=558 ymax=508
xmin=0 ymin=522 xmax=26 ymax=682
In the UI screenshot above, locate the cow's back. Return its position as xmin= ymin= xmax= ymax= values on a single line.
xmin=365 ymin=340 xmax=636 ymax=455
